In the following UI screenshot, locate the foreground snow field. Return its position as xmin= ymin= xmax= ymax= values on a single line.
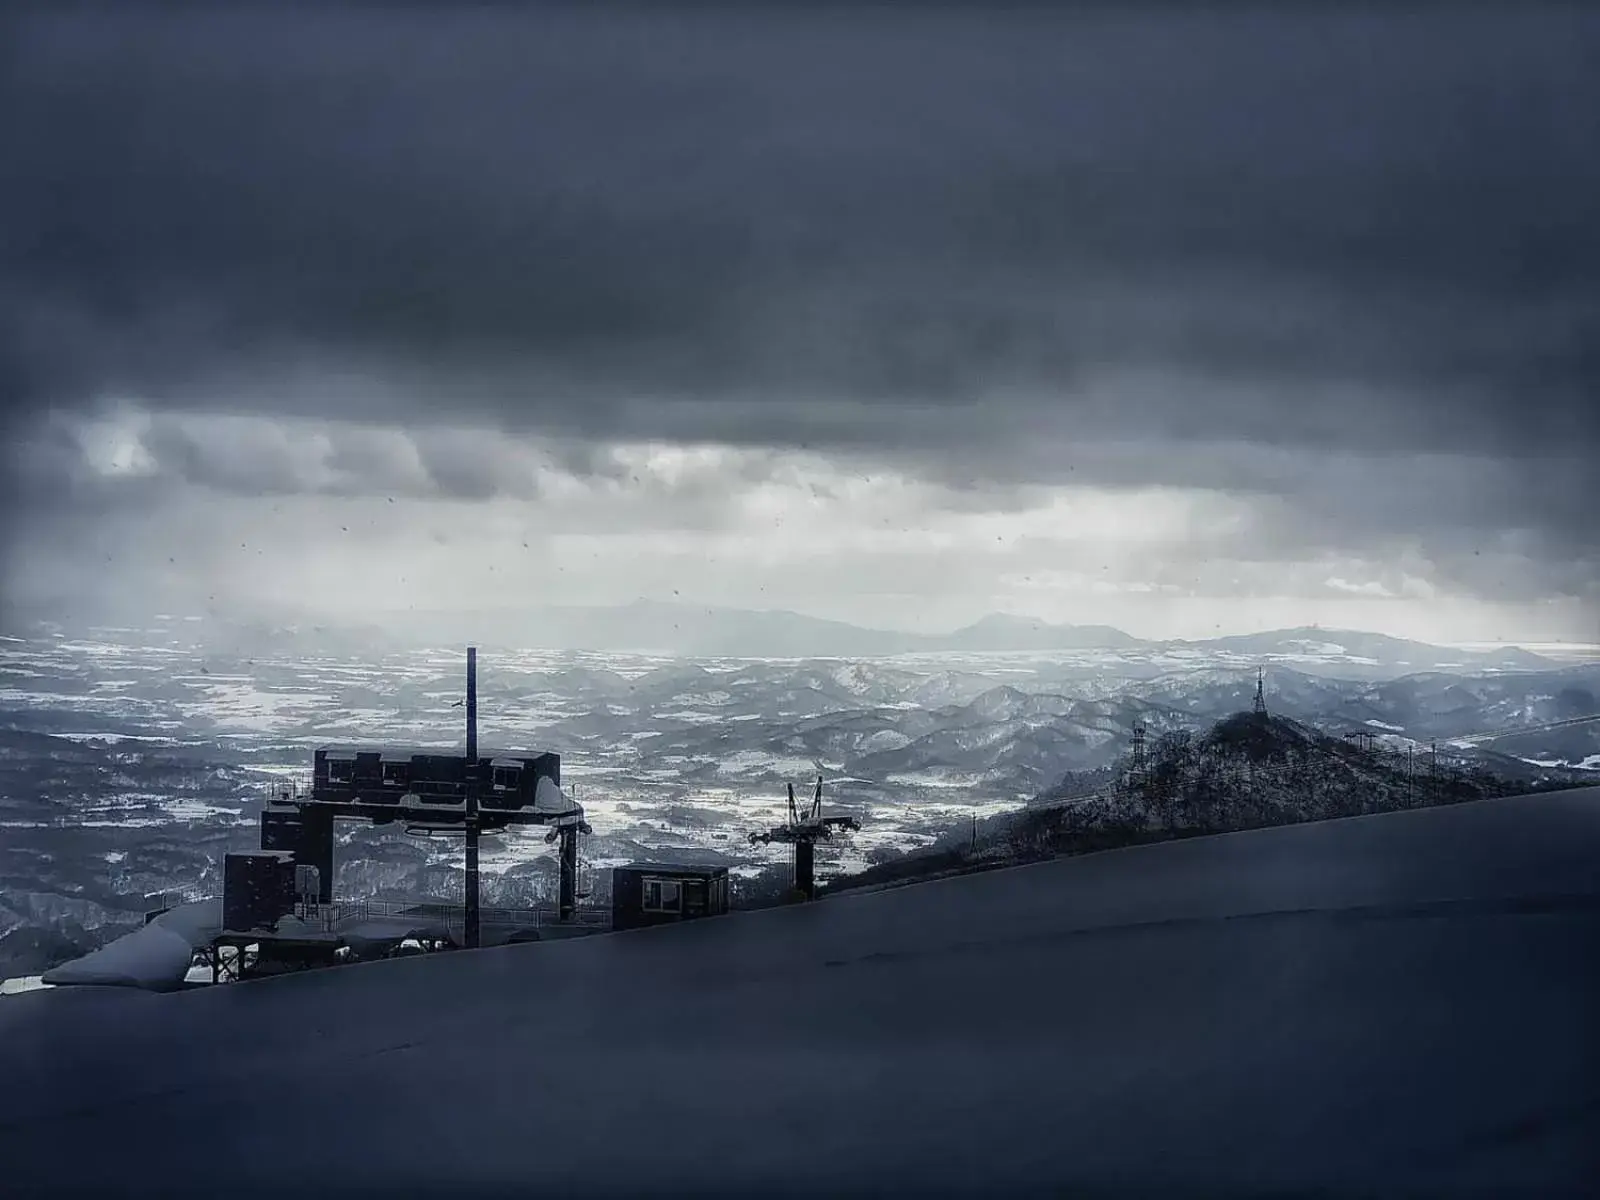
xmin=1 ymin=786 xmax=1597 ymax=1196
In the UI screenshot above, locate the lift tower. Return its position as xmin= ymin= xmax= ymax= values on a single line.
xmin=749 ymin=776 xmax=861 ymax=901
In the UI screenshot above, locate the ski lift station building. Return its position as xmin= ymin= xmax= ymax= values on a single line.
xmin=611 ymin=862 xmax=731 ymax=931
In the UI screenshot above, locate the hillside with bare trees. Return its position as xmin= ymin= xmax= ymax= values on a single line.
xmin=828 ymin=710 xmax=1585 ymax=894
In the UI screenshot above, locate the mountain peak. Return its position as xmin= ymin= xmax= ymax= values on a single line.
xmin=1204 ymin=710 xmax=1318 ymax=760
xmin=966 ymin=612 xmax=1048 ymax=631
xmin=948 ymin=613 xmax=1140 ymax=651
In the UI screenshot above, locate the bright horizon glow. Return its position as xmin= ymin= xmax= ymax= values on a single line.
xmin=4 ymin=409 xmax=1589 ymax=647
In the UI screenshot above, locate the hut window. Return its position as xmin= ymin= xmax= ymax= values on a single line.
xmin=642 ymin=878 xmax=681 ymax=913
xmin=492 ymin=765 xmax=521 ymax=791
xmin=327 ymin=758 xmax=353 ymax=784
xmin=382 ymin=762 xmax=409 ymax=786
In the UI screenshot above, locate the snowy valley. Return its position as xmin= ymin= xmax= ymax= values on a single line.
xmin=1 ymin=618 xmax=1596 ymax=975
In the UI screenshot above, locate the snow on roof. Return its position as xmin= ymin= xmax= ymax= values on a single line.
xmin=531 ymin=776 xmax=581 ymax=817
xmin=41 ymin=900 xmax=221 ymax=991
xmin=621 ymin=861 xmax=730 ymax=876
xmin=317 ymin=744 xmax=556 ymax=761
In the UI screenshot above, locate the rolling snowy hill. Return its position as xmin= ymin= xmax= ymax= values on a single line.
xmin=2 ymin=785 xmax=1596 ymax=1195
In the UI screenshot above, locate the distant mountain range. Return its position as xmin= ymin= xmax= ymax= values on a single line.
xmin=1179 ymin=626 xmax=1557 ymax=673
xmin=4 ymin=599 xmax=1566 ymax=674
xmin=367 ymin=602 xmax=1555 ymax=672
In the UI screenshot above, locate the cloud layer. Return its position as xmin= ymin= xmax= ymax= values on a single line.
xmin=2 ymin=4 xmax=1597 ymax=636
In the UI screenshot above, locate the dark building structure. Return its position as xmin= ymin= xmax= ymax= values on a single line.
xmin=222 ymin=852 xmax=296 ymax=933
xmin=260 ymin=804 xmax=336 ymax=904
xmin=216 ymin=851 xmax=347 ymax=983
xmin=261 ymin=744 xmax=581 ymax=914
xmin=312 ymin=745 xmax=561 ymax=812
xmin=610 ymin=863 xmax=730 ymax=931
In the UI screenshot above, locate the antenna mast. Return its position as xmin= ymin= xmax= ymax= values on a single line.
xmin=464 ymin=646 xmax=480 ymax=950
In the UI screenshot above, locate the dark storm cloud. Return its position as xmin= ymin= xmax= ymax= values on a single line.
xmin=2 ymin=3 xmax=1598 ymax=604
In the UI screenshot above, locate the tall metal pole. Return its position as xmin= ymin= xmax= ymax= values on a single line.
xmin=465 ymin=646 xmax=480 ymax=950
xmin=558 ymin=825 xmax=577 ymax=922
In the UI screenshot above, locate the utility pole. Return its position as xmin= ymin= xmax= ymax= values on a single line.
xmin=464 ymin=646 xmax=480 ymax=950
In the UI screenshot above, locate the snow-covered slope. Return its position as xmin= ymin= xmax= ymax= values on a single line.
xmin=41 ymin=900 xmax=218 ymax=989
xmin=2 ymin=786 xmax=1596 ymax=1196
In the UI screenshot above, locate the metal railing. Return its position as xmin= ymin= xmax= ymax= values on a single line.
xmin=143 ymin=887 xmax=209 ymax=921
xmin=261 ymin=775 xmax=314 ymax=805
xmin=259 ymin=775 xmax=503 ymax=811
xmin=293 ymin=898 xmax=610 ymax=934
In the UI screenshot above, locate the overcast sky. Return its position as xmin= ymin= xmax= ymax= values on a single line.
xmin=3 ymin=3 xmax=1597 ymax=644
